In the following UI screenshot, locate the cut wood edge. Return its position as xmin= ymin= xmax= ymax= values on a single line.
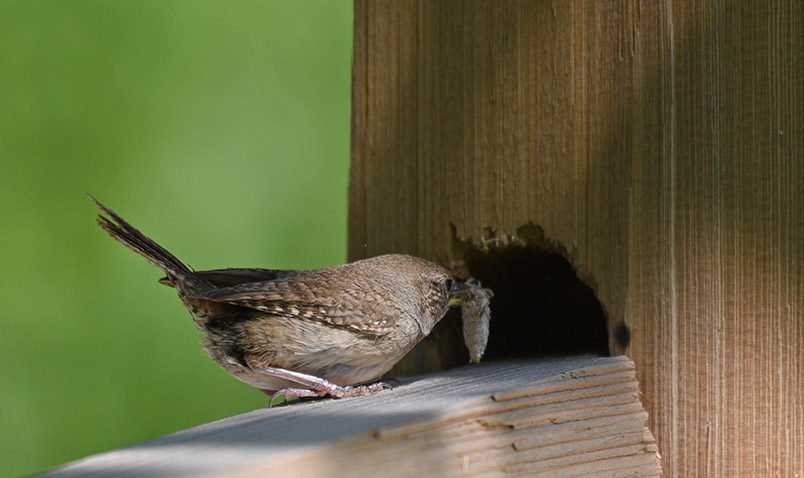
xmin=42 ymin=356 xmax=661 ymax=477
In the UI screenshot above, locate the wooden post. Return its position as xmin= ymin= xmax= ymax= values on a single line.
xmin=349 ymin=2 xmax=804 ymax=476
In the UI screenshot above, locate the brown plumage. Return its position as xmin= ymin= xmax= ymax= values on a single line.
xmin=90 ymin=195 xmax=484 ymax=403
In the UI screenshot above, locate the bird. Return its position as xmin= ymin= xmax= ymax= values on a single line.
xmin=89 ymin=195 xmax=483 ymax=404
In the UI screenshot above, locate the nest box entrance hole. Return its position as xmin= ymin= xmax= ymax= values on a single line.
xmin=457 ymin=225 xmax=609 ymax=359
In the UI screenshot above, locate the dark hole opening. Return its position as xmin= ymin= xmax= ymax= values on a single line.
xmin=460 ymin=234 xmax=609 ymax=359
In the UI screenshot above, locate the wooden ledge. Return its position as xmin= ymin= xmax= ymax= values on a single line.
xmin=42 ymin=356 xmax=661 ymax=477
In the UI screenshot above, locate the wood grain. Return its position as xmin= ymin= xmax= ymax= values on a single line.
xmin=350 ymin=2 xmax=804 ymax=476
xmin=42 ymin=357 xmax=659 ymax=477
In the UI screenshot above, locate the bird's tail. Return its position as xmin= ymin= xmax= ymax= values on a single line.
xmin=89 ymin=194 xmax=209 ymax=293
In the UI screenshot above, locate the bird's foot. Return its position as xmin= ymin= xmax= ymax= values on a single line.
xmin=269 ymin=382 xmax=390 ymax=406
xmin=253 ymin=366 xmax=392 ymax=406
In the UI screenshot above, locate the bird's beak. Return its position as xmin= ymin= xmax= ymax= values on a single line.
xmin=448 ymin=278 xmax=472 ymax=306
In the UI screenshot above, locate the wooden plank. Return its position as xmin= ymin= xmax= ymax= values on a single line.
xmin=350 ymin=2 xmax=804 ymax=476
xmin=41 ymin=356 xmax=659 ymax=477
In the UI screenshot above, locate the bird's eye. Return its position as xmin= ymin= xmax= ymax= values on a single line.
xmin=445 ymin=278 xmax=454 ymax=290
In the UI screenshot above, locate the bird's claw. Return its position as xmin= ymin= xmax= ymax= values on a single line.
xmin=269 ymin=380 xmax=392 ymax=407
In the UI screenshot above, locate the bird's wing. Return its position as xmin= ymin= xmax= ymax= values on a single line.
xmin=191 ymin=280 xmax=400 ymax=334
xmin=159 ymin=268 xmax=294 ymax=287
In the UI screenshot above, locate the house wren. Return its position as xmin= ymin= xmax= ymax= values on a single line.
xmin=90 ymin=196 xmax=492 ymax=404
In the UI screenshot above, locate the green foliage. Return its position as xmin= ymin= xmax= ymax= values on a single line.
xmin=0 ymin=1 xmax=352 ymax=475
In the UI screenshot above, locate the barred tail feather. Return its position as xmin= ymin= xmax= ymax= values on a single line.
xmin=89 ymin=194 xmax=208 ymax=293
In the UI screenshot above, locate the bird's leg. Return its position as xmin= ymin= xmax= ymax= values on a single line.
xmin=251 ymin=366 xmax=392 ymax=406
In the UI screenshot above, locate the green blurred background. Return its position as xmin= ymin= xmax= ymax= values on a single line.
xmin=0 ymin=1 xmax=353 ymax=475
